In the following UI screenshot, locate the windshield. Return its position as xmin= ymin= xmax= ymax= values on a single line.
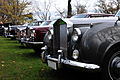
xmin=28 ymin=22 xmax=41 ymax=26
xmin=40 ymin=21 xmax=51 ymax=26
xmin=49 ymin=20 xmax=56 ymax=25
xmin=18 ymin=26 xmax=26 ymax=28
xmin=71 ymin=14 xmax=87 ymax=18
xmin=115 ymin=10 xmax=120 ymax=17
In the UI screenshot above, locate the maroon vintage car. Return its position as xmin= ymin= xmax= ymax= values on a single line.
xmin=21 ymin=20 xmax=51 ymax=53
xmin=17 ymin=21 xmax=43 ymax=42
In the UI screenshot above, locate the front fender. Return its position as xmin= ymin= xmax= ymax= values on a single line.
xmin=81 ymin=24 xmax=120 ymax=65
xmin=97 ymin=40 xmax=120 ymax=65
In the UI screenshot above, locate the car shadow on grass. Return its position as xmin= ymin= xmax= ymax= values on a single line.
xmin=16 ymin=45 xmax=31 ymax=49
xmin=21 ymin=52 xmax=41 ymax=59
xmin=38 ymin=68 xmax=102 ymax=80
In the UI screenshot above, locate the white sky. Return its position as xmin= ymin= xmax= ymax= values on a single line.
xmin=27 ymin=0 xmax=98 ymax=20
xmin=31 ymin=0 xmax=97 ymax=10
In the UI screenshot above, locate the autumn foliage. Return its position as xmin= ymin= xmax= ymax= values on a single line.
xmin=0 ymin=0 xmax=33 ymax=25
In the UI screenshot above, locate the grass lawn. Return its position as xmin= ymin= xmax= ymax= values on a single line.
xmin=0 ymin=36 xmax=101 ymax=80
xmin=0 ymin=36 xmax=64 ymax=80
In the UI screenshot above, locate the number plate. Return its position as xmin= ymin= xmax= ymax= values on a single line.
xmin=48 ymin=60 xmax=57 ymax=70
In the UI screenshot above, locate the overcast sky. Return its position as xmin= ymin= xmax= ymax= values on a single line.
xmin=30 ymin=0 xmax=97 ymax=10
xmin=27 ymin=0 xmax=98 ymax=20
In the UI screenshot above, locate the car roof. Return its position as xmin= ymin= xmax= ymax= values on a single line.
xmin=71 ymin=13 xmax=114 ymax=18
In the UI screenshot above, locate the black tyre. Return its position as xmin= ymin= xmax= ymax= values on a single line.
xmin=102 ymin=49 xmax=120 ymax=80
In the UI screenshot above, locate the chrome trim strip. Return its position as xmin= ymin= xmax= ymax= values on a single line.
xmin=74 ymin=28 xmax=81 ymax=36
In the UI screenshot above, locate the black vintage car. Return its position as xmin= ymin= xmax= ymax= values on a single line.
xmin=41 ymin=15 xmax=120 ymax=80
xmin=0 ymin=23 xmax=4 ymax=36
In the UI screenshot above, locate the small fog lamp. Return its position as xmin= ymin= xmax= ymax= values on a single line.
xmin=72 ymin=49 xmax=79 ymax=60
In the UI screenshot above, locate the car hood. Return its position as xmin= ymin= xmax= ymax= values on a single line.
xmin=69 ymin=17 xmax=118 ymax=25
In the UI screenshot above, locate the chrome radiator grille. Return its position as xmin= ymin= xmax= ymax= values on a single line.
xmin=26 ymin=27 xmax=31 ymax=38
xmin=53 ymin=19 xmax=67 ymax=58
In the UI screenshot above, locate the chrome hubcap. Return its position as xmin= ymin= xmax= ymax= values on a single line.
xmin=109 ymin=53 xmax=120 ymax=80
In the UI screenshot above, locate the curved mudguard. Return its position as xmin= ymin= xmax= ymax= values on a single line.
xmin=80 ymin=22 xmax=120 ymax=65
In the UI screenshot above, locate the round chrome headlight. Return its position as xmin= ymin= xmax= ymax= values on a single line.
xmin=47 ymin=29 xmax=53 ymax=40
xmin=72 ymin=49 xmax=79 ymax=60
xmin=31 ymin=30 xmax=35 ymax=37
xmin=31 ymin=33 xmax=34 ymax=37
xmin=32 ymin=30 xmax=35 ymax=33
xmin=72 ymin=28 xmax=81 ymax=42
xmin=48 ymin=34 xmax=52 ymax=40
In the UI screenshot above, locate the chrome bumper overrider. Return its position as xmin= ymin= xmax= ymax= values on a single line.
xmin=47 ymin=55 xmax=100 ymax=70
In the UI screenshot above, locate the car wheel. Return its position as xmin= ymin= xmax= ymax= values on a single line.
xmin=102 ymin=49 xmax=120 ymax=80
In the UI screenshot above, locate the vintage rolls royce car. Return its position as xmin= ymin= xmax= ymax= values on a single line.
xmin=20 ymin=21 xmax=43 ymax=44
xmin=42 ymin=16 xmax=120 ymax=80
xmin=0 ymin=23 xmax=4 ymax=36
xmin=16 ymin=24 xmax=28 ymax=41
xmin=2 ymin=23 xmax=13 ymax=37
xmin=6 ymin=25 xmax=21 ymax=39
xmin=21 ymin=20 xmax=51 ymax=53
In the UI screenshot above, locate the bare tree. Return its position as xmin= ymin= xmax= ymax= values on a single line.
xmin=95 ymin=0 xmax=120 ymax=14
xmin=33 ymin=0 xmax=52 ymax=21
xmin=74 ymin=0 xmax=87 ymax=14
xmin=54 ymin=5 xmax=67 ymax=18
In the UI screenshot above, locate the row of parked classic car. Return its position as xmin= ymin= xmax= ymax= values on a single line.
xmin=1 ymin=11 xmax=120 ymax=80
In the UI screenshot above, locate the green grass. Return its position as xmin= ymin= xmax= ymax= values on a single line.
xmin=0 ymin=36 xmax=102 ymax=80
xmin=0 ymin=36 xmax=63 ymax=80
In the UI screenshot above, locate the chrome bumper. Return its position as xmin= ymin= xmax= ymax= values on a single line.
xmin=6 ymin=35 xmax=14 ymax=38
xmin=21 ymin=41 xmax=43 ymax=45
xmin=47 ymin=55 xmax=100 ymax=70
xmin=20 ymin=38 xmax=43 ymax=45
xmin=26 ymin=41 xmax=43 ymax=45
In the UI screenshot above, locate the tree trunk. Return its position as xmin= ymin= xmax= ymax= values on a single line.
xmin=67 ymin=0 xmax=72 ymax=18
